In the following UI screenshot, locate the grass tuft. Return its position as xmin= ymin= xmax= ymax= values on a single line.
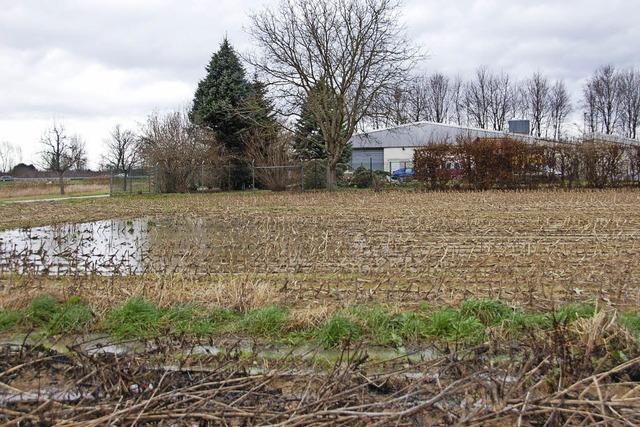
xmin=393 ymin=311 xmax=429 ymax=341
xmin=239 ymin=306 xmax=288 ymax=337
xmin=25 ymin=295 xmax=60 ymax=325
xmin=165 ymin=304 xmax=216 ymax=337
xmin=317 ymin=315 xmax=362 ymax=348
xmin=349 ymin=306 xmax=401 ymax=346
xmin=459 ymin=299 xmax=513 ymax=326
xmin=425 ymin=308 xmax=484 ymax=342
xmin=620 ymin=313 xmax=640 ymax=337
xmin=505 ymin=312 xmax=552 ymax=332
xmin=19 ymin=295 xmax=93 ymax=335
xmin=45 ymin=297 xmax=93 ymax=334
xmin=104 ymin=298 xmax=163 ymax=339
xmin=0 ymin=310 xmax=23 ymax=331
xmin=555 ymin=303 xmax=596 ymax=323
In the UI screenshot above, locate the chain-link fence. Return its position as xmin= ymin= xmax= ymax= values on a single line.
xmin=109 ymin=160 xmax=384 ymax=195
xmin=109 ymin=173 xmax=155 ymax=196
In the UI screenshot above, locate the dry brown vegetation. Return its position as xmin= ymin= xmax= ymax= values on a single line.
xmin=1 ymin=189 xmax=639 ymax=313
xmin=2 ymin=327 xmax=640 ymax=425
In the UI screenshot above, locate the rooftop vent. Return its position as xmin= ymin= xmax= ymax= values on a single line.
xmin=508 ymin=120 xmax=530 ymax=135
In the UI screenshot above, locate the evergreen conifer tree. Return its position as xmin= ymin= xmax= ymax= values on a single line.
xmin=190 ymin=38 xmax=254 ymax=153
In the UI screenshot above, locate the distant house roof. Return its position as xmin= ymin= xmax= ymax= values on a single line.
xmin=349 ymin=121 xmax=551 ymax=149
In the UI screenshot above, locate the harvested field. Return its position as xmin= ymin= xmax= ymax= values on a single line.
xmin=1 ymin=189 xmax=639 ymax=310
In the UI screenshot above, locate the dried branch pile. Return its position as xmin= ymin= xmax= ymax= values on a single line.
xmin=2 ymin=322 xmax=639 ymax=426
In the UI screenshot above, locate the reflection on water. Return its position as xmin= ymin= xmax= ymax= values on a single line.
xmin=0 ymin=218 xmax=152 ymax=275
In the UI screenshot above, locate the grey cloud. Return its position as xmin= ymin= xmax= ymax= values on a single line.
xmin=1 ymin=0 xmax=638 ymax=166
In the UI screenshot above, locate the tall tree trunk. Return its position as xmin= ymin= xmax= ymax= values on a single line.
xmin=123 ymin=170 xmax=128 ymax=192
xmin=325 ymin=160 xmax=337 ymax=191
xmin=58 ymin=173 xmax=65 ymax=195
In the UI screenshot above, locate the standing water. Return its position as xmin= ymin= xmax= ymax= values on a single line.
xmin=0 ymin=218 xmax=152 ymax=275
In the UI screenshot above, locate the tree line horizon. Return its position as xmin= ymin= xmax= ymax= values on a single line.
xmin=2 ymin=0 xmax=638 ymax=191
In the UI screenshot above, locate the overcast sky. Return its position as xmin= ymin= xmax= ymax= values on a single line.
xmin=1 ymin=0 xmax=638 ymax=168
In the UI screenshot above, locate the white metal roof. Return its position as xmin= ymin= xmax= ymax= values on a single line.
xmin=349 ymin=121 xmax=538 ymax=149
xmin=350 ymin=121 xmax=640 ymax=149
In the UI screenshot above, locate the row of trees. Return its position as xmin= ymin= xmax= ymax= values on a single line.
xmin=584 ymin=66 xmax=640 ymax=139
xmin=369 ymin=65 xmax=640 ymax=144
xmin=101 ymin=0 xmax=416 ymax=192
xmin=369 ymin=68 xmax=573 ymax=140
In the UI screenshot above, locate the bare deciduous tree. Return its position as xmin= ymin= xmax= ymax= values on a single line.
xmin=449 ymin=76 xmax=465 ymax=125
xmin=103 ymin=125 xmax=140 ymax=190
xmin=549 ymin=80 xmax=572 ymax=140
xmin=249 ymin=0 xmax=420 ymax=189
xmin=0 ymin=141 xmax=22 ymax=173
xmin=371 ymin=84 xmax=411 ymax=128
xmin=139 ymin=111 xmax=220 ymax=193
xmin=618 ymin=69 xmax=640 ymax=139
xmin=40 ymin=123 xmax=87 ymax=194
xmin=487 ymin=71 xmax=515 ymax=131
xmin=465 ymin=67 xmax=491 ymax=129
xmin=522 ymin=72 xmax=551 ymax=137
xmin=406 ymin=76 xmax=430 ymax=122
xmin=427 ymin=73 xmax=450 ymax=123
xmin=583 ymin=65 xmax=621 ymax=135
xmin=245 ymin=128 xmax=299 ymax=191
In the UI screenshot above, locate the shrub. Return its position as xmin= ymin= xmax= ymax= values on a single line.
xmin=413 ymin=143 xmax=457 ymax=189
xmin=351 ymin=167 xmax=388 ymax=188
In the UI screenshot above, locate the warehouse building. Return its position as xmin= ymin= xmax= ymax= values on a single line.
xmin=349 ymin=120 xmax=537 ymax=172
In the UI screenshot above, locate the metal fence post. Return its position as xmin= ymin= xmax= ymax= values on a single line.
xmin=300 ymin=162 xmax=304 ymax=191
xmin=252 ymin=160 xmax=256 ymax=190
xmin=109 ymin=174 xmax=113 ymax=196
